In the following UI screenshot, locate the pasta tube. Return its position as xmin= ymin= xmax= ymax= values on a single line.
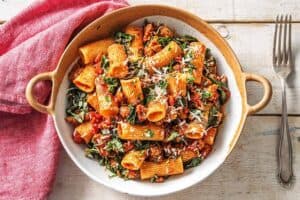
xmin=190 ymin=42 xmax=206 ymax=84
xmin=167 ymin=72 xmax=187 ymax=96
xmin=158 ymin=25 xmax=174 ymax=38
xmin=118 ymin=122 xmax=165 ymax=141
xmin=95 ymin=78 xmax=119 ymax=118
xmin=75 ymin=122 xmax=94 ymax=143
xmin=79 ymin=38 xmax=114 ymax=64
xmin=73 ymin=65 xmax=97 ymax=93
xmin=144 ymin=41 xmax=182 ymax=72
xmin=121 ymin=150 xmax=146 ymax=170
xmin=140 ymin=157 xmax=184 ymax=180
xmin=87 ymin=92 xmax=99 ymax=112
xmin=184 ymin=121 xmax=205 ymax=139
xmin=203 ymin=127 xmax=217 ymax=145
xmin=146 ymin=101 xmax=167 ymax=122
xmin=120 ymin=77 xmax=144 ymax=105
xmin=107 ymin=44 xmax=128 ymax=78
xmin=181 ymin=150 xmax=198 ymax=162
xmin=125 ymin=25 xmax=144 ymax=62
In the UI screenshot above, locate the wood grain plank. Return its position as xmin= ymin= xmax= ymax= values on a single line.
xmin=1 ymin=0 xmax=300 ymax=21
xmin=128 ymin=0 xmax=300 ymax=21
xmin=49 ymin=116 xmax=300 ymax=200
xmin=209 ymin=23 xmax=300 ymax=114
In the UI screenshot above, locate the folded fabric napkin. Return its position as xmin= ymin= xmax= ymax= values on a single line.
xmin=0 ymin=0 xmax=128 ymax=199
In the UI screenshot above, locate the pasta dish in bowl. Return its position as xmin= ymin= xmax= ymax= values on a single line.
xmin=26 ymin=5 xmax=272 ymax=196
xmin=66 ymin=22 xmax=230 ymax=182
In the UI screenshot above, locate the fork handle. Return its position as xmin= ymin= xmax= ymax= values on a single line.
xmin=277 ymin=78 xmax=293 ymax=186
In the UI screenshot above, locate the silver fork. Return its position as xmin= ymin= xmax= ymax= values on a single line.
xmin=272 ymin=14 xmax=293 ymax=186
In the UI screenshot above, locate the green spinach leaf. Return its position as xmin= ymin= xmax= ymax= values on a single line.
xmin=66 ymin=86 xmax=88 ymax=123
xmin=103 ymin=77 xmax=120 ymax=94
xmin=184 ymin=157 xmax=202 ymax=169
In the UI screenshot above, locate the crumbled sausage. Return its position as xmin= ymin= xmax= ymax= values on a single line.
xmin=136 ymin=104 xmax=147 ymax=122
xmin=158 ymin=25 xmax=174 ymax=38
xmin=143 ymin=23 xmax=155 ymax=42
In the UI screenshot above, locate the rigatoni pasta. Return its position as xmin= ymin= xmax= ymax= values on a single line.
xmin=65 ymin=21 xmax=230 ymax=182
xmin=121 ymin=150 xmax=146 ymax=170
xmin=73 ymin=65 xmax=97 ymax=93
xmin=146 ymin=101 xmax=167 ymax=122
xmin=118 ymin=122 xmax=165 ymax=141
xmin=120 ymin=77 xmax=144 ymax=105
xmin=79 ymin=38 xmax=114 ymax=64
xmin=184 ymin=121 xmax=205 ymax=139
xmin=180 ymin=150 xmax=198 ymax=162
xmin=144 ymin=41 xmax=182 ymax=73
xmin=87 ymin=92 xmax=99 ymax=112
xmin=74 ymin=122 xmax=94 ymax=144
xmin=189 ymin=42 xmax=206 ymax=84
xmin=107 ymin=44 xmax=128 ymax=78
xmin=125 ymin=25 xmax=144 ymax=62
xmin=95 ymin=77 xmax=119 ymax=118
xmin=140 ymin=157 xmax=184 ymax=180
xmin=167 ymin=72 xmax=187 ymax=97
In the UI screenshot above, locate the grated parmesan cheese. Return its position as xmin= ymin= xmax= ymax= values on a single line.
xmin=189 ymin=110 xmax=202 ymax=122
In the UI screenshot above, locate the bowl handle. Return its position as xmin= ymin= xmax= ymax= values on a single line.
xmin=243 ymin=72 xmax=272 ymax=115
xmin=25 ymin=72 xmax=55 ymax=114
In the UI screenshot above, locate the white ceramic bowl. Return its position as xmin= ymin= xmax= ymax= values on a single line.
xmin=26 ymin=5 xmax=272 ymax=196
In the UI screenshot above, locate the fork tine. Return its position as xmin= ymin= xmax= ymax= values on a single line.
xmin=277 ymin=15 xmax=283 ymax=64
xmin=273 ymin=15 xmax=279 ymax=64
xmin=288 ymin=15 xmax=292 ymax=64
xmin=283 ymin=15 xmax=288 ymax=63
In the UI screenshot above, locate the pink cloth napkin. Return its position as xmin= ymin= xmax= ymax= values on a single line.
xmin=0 ymin=0 xmax=128 ymax=199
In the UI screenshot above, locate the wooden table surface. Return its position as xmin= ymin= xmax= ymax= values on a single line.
xmin=1 ymin=0 xmax=299 ymax=199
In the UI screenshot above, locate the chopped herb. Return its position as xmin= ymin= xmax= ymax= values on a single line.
xmin=85 ymin=147 xmax=99 ymax=159
xmin=103 ymin=77 xmax=120 ymax=94
xmin=184 ymin=157 xmax=202 ymax=169
xmin=174 ymin=35 xmax=198 ymax=49
xmin=201 ymin=90 xmax=211 ymax=100
xmin=127 ymin=105 xmax=137 ymax=124
xmin=157 ymin=80 xmax=168 ymax=90
xmin=114 ymin=32 xmax=133 ymax=45
xmin=184 ymin=49 xmax=194 ymax=60
xmin=205 ymin=48 xmax=211 ymax=58
xmin=145 ymin=129 xmax=154 ymax=138
xmin=143 ymin=87 xmax=155 ymax=105
xmin=187 ymin=63 xmax=196 ymax=70
xmin=187 ymin=75 xmax=195 ymax=84
xmin=158 ymin=37 xmax=172 ymax=47
xmin=98 ymin=157 xmax=108 ymax=166
xmin=208 ymin=76 xmax=227 ymax=88
xmin=101 ymin=55 xmax=109 ymax=70
xmin=167 ymin=131 xmax=179 ymax=142
xmin=183 ymin=63 xmax=196 ymax=74
xmin=218 ymin=87 xmax=228 ymax=105
xmin=105 ymin=138 xmax=124 ymax=153
xmin=126 ymin=59 xmax=145 ymax=79
xmin=134 ymin=141 xmax=150 ymax=150
xmin=146 ymin=95 xmax=155 ymax=104
xmin=99 ymin=157 xmax=128 ymax=178
xmin=175 ymin=96 xmax=187 ymax=107
xmin=104 ymin=95 xmax=111 ymax=103
xmin=66 ymin=86 xmax=88 ymax=123
xmin=150 ymin=174 xmax=159 ymax=183
xmin=208 ymin=106 xmax=219 ymax=127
